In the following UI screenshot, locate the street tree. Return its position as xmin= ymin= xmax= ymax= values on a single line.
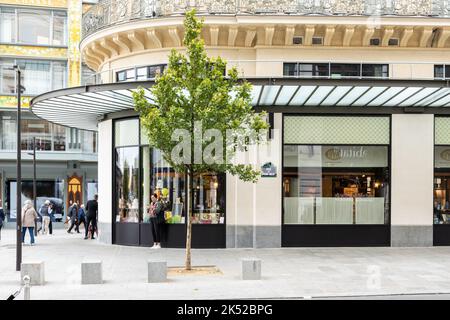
xmin=133 ymin=10 xmax=268 ymax=270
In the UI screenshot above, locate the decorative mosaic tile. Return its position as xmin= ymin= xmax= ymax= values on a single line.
xmin=284 ymin=116 xmax=390 ymax=145
xmin=0 ymin=45 xmax=67 ymax=59
xmin=435 ymin=117 xmax=450 ymax=145
xmin=0 ymin=95 xmax=31 ymax=109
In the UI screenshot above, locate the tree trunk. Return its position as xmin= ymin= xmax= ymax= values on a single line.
xmin=185 ymin=170 xmax=194 ymax=270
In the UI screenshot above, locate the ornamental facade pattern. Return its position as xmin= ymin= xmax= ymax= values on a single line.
xmin=82 ymin=0 xmax=450 ymax=38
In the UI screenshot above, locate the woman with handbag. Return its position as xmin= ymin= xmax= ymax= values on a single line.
xmin=22 ymin=200 xmax=38 ymax=246
xmin=149 ymin=193 xmax=164 ymax=249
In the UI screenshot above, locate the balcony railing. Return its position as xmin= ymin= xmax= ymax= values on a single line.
xmin=82 ymin=0 xmax=450 ymax=39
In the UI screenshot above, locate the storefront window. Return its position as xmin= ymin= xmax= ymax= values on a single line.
xmin=283 ymin=116 xmax=390 ymax=225
xmin=434 ymin=117 xmax=450 ymax=224
xmin=115 ymin=147 xmax=139 ymax=223
xmin=192 ymin=173 xmax=225 ymax=224
xmin=283 ymin=145 xmax=389 ymax=224
xmin=115 ymin=118 xmax=226 ymax=226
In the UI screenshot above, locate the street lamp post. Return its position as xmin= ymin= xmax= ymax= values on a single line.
xmin=28 ymin=137 xmax=37 ymax=236
xmin=15 ymin=65 xmax=22 ymax=272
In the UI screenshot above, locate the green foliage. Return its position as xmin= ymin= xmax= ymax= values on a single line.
xmin=133 ymin=9 xmax=268 ymax=183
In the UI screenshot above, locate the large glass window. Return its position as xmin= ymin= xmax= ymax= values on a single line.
xmin=116 ymin=64 xmax=166 ymax=82
xmin=21 ymin=118 xmax=52 ymax=151
xmin=18 ymin=9 xmax=51 ymax=45
xmin=0 ymin=7 xmax=16 ymax=43
xmin=283 ymin=145 xmax=389 ymax=224
xmin=435 ymin=117 xmax=450 ymax=224
xmin=0 ymin=58 xmax=67 ymax=95
xmin=115 ymin=147 xmax=140 ymax=223
xmin=0 ymin=7 xmax=67 ymax=46
xmin=435 ymin=65 xmax=450 ymax=80
xmin=115 ymin=118 xmax=226 ymax=225
xmin=283 ymin=116 xmax=390 ymax=225
xmin=283 ymin=63 xmax=389 ymax=79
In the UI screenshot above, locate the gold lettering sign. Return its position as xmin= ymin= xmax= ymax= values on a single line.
xmin=325 ymin=148 xmax=342 ymax=161
xmin=440 ymin=149 xmax=450 ymax=161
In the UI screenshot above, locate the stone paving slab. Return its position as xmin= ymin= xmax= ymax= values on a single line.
xmin=2 ymin=229 xmax=450 ymax=300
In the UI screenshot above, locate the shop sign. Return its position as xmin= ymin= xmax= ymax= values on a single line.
xmin=440 ymin=149 xmax=450 ymax=161
xmin=261 ymin=162 xmax=277 ymax=177
xmin=324 ymin=147 xmax=368 ymax=161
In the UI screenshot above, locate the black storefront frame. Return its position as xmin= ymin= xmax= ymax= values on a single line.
xmin=281 ymin=114 xmax=392 ymax=247
xmin=112 ymin=117 xmax=226 ymax=248
xmin=433 ymin=116 xmax=450 ymax=246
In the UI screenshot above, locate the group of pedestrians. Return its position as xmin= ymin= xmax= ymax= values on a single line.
xmin=18 ymin=194 xmax=99 ymax=245
xmin=67 ymin=194 xmax=98 ymax=240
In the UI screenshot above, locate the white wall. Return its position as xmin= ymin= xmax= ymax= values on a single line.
xmin=226 ymin=113 xmax=282 ymax=248
xmin=391 ymin=114 xmax=434 ymax=231
xmin=97 ymin=119 xmax=113 ymax=243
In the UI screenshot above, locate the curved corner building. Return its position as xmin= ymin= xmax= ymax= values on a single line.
xmin=32 ymin=0 xmax=450 ymax=248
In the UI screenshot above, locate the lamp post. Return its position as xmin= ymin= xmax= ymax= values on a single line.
xmin=28 ymin=137 xmax=37 ymax=236
xmin=14 ymin=65 xmax=22 ymax=272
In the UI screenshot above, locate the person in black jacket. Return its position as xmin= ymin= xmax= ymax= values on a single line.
xmin=148 ymin=193 xmax=164 ymax=249
xmin=84 ymin=194 xmax=98 ymax=240
xmin=67 ymin=203 xmax=79 ymax=233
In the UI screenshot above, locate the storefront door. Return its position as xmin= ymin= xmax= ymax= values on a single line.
xmin=67 ymin=175 xmax=82 ymax=207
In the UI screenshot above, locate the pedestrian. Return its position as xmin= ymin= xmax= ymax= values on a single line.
xmin=78 ymin=204 xmax=86 ymax=231
xmin=67 ymin=202 xmax=79 ymax=234
xmin=48 ymin=202 xmax=56 ymax=235
xmin=22 ymin=200 xmax=38 ymax=245
xmin=148 ymin=193 xmax=164 ymax=249
xmin=0 ymin=202 xmax=4 ymax=241
xmin=39 ymin=200 xmax=51 ymax=235
xmin=84 ymin=194 xmax=98 ymax=240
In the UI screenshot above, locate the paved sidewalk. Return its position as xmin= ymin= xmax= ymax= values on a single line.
xmin=1 ymin=228 xmax=450 ymax=300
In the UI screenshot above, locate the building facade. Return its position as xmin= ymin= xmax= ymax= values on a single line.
xmin=31 ymin=0 xmax=450 ymax=247
xmin=0 ymin=0 xmax=98 ymax=221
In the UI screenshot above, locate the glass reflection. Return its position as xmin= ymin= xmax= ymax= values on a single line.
xmin=115 ymin=147 xmax=139 ymax=223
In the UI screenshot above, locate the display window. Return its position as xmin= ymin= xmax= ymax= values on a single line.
xmin=114 ymin=118 xmax=226 ymax=226
xmin=283 ymin=115 xmax=391 ymax=226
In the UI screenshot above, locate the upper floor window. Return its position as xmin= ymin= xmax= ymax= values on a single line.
xmin=117 ymin=64 xmax=166 ymax=82
xmin=283 ymin=63 xmax=389 ymax=79
xmin=435 ymin=65 xmax=450 ymax=79
xmin=0 ymin=6 xmax=67 ymax=46
xmin=0 ymin=58 xmax=67 ymax=95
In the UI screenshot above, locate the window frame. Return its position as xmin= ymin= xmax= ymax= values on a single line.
xmin=0 ymin=6 xmax=67 ymax=47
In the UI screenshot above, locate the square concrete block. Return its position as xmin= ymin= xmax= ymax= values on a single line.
xmin=241 ymin=258 xmax=261 ymax=280
xmin=147 ymin=260 xmax=167 ymax=283
xmin=21 ymin=261 xmax=45 ymax=286
xmin=81 ymin=261 xmax=103 ymax=285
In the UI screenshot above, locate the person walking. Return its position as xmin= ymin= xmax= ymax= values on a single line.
xmin=0 ymin=203 xmax=4 ymax=241
xmin=39 ymin=200 xmax=51 ymax=235
xmin=22 ymin=200 xmax=38 ymax=245
xmin=67 ymin=202 xmax=79 ymax=234
xmin=48 ymin=201 xmax=56 ymax=235
xmin=78 ymin=204 xmax=87 ymax=232
xmin=148 ymin=193 xmax=164 ymax=249
xmin=84 ymin=194 xmax=98 ymax=240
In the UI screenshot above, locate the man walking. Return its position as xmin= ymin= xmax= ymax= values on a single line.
xmin=67 ymin=202 xmax=79 ymax=234
xmin=84 ymin=194 xmax=98 ymax=240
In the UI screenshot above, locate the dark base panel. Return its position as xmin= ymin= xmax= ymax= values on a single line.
xmin=114 ymin=223 xmax=139 ymax=246
xmin=191 ymin=224 xmax=226 ymax=248
xmin=282 ymin=225 xmax=391 ymax=247
xmin=433 ymin=224 xmax=450 ymax=246
xmin=114 ymin=222 xmax=226 ymax=248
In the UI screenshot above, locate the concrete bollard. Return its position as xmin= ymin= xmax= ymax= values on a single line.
xmin=21 ymin=261 xmax=45 ymax=286
xmin=81 ymin=261 xmax=103 ymax=284
xmin=241 ymin=258 xmax=261 ymax=280
xmin=23 ymin=276 xmax=31 ymax=300
xmin=147 ymin=260 xmax=167 ymax=283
